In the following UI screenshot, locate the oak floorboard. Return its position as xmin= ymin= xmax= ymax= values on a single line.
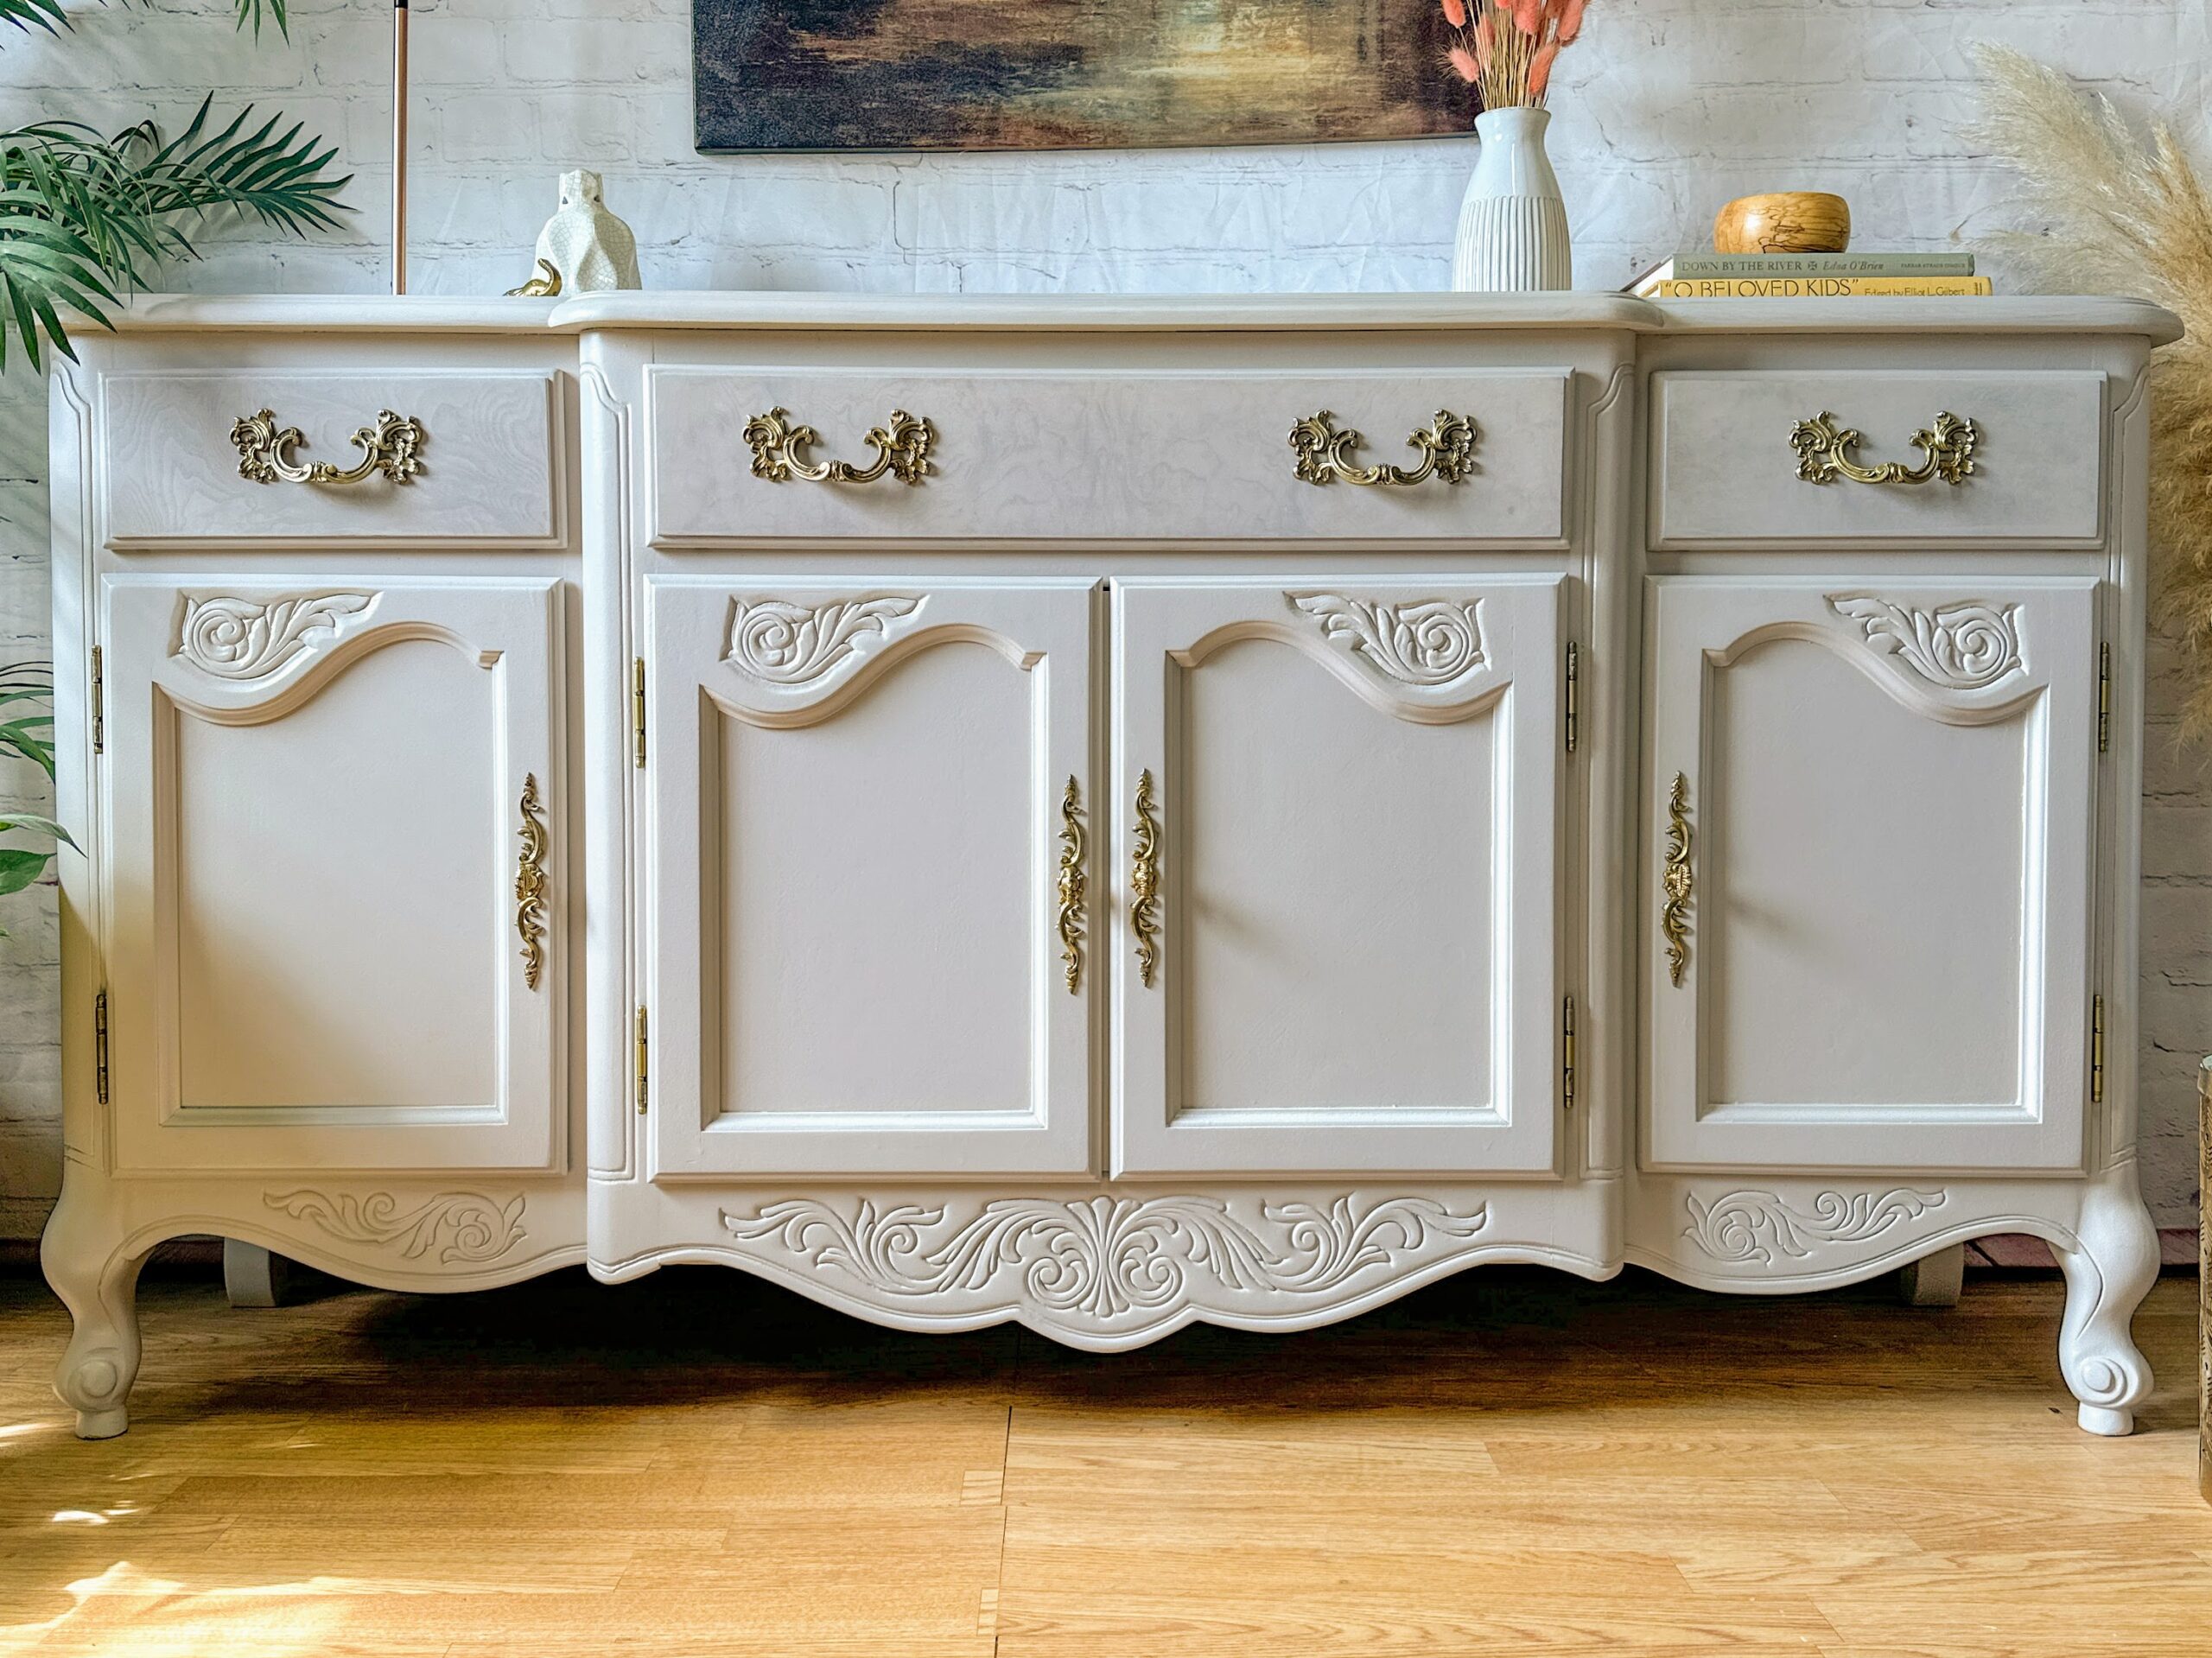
xmin=0 ymin=1261 xmax=2202 ymax=1657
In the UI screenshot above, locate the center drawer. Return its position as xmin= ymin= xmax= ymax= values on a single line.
xmin=645 ymin=366 xmax=1572 ymax=543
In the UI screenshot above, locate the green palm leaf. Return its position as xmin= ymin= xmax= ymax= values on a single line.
xmin=2 ymin=0 xmax=287 ymax=41
xmin=0 ymin=0 xmax=69 ymax=36
xmin=0 ymin=98 xmax=349 ymax=369
xmin=235 ymin=0 xmax=288 ymax=40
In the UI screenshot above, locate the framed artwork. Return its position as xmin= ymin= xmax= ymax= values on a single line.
xmin=694 ymin=0 xmax=1474 ymax=152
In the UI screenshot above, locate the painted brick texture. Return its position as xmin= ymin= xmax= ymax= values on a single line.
xmin=0 ymin=0 xmax=2205 ymax=1229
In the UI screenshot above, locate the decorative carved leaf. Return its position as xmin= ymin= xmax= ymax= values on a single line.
xmin=1681 ymin=1187 xmax=1947 ymax=1267
xmin=176 ymin=591 xmax=378 ymax=681
xmin=1827 ymin=594 xmax=2024 ymax=690
xmin=724 ymin=594 xmax=925 ymax=687
xmin=264 ymin=1189 xmax=527 ymax=1265
xmin=1286 ymin=592 xmax=1485 ymax=686
xmin=722 ymin=1193 xmax=1489 ymax=1323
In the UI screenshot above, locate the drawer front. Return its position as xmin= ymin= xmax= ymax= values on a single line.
xmin=104 ymin=370 xmax=561 ymax=546
xmin=647 ymin=367 xmax=1570 ymax=543
xmin=1650 ymin=370 xmax=2105 ymax=547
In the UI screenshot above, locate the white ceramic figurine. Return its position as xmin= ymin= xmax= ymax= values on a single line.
xmin=533 ymin=169 xmax=639 ymax=292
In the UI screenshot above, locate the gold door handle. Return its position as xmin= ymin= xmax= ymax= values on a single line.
xmin=515 ymin=773 xmax=549 ymax=990
xmin=229 ymin=408 xmax=426 ymax=486
xmin=1057 ymin=776 xmax=1086 ymax=995
xmin=1789 ymin=410 xmax=1977 ymax=486
xmin=1661 ymin=772 xmax=1692 ymax=988
xmin=743 ymin=406 xmax=935 ymax=485
xmin=1130 ymin=769 xmax=1162 ymax=988
xmin=1288 ymin=409 xmax=1476 ymax=486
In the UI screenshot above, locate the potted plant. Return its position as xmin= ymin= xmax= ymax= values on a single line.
xmin=1 ymin=0 xmax=349 ymax=368
xmin=1439 ymin=0 xmax=1590 ymax=292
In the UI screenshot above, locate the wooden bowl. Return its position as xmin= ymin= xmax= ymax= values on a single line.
xmin=1713 ymin=193 xmax=1852 ymax=255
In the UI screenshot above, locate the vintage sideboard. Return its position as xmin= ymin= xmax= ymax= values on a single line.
xmin=39 ymin=292 xmax=2179 ymax=1438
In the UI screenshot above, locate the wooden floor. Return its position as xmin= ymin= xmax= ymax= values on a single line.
xmin=0 ymin=1259 xmax=2206 ymax=1657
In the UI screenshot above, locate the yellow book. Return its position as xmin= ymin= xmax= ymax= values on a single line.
xmin=1637 ymin=276 xmax=1994 ymax=299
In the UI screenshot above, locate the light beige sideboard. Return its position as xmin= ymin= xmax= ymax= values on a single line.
xmin=40 ymin=292 xmax=2179 ymax=1438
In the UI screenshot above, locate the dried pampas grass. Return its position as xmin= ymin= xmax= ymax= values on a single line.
xmin=1967 ymin=45 xmax=2212 ymax=728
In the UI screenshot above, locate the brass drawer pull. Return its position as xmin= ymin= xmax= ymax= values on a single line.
xmin=744 ymin=406 xmax=935 ymax=486
xmin=1289 ymin=410 xmax=1476 ymax=487
xmin=1130 ymin=770 xmax=1162 ymax=988
xmin=1790 ymin=410 xmax=1978 ymax=486
xmin=1057 ymin=776 xmax=1086 ymax=995
xmin=230 ymin=408 xmax=426 ymax=486
xmin=516 ymin=773 xmax=549 ymax=990
xmin=1661 ymin=772 xmax=1693 ymax=988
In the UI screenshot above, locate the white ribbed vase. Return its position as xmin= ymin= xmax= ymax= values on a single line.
xmin=1451 ymin=105 xmax=1572 ymax=293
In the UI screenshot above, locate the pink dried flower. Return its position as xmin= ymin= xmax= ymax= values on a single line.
xmin=1447 ymin=43 xmax=1481 ymax=83
xmin=1528 ymin=38 xmax=1561 ymax=98
xmin=1511 ymin=0 xmax=1542 ymax=35
xmin=1556 ymin=0 xmax=1585 ymax=42
xmin=1440 ymin=0 xmax=1467 ymax=29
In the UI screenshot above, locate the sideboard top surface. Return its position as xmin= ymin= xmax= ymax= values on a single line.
xmin=73 ymin=292 xmax=2182 ymax=343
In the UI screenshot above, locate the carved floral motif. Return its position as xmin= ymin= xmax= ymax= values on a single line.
xmin=1286 ymin=592 xmax=1486 ymax=687
xmin=264 ymin=1189 xmax=527 ymax=1265
xmin=175 ymin=591 xmax=378 ymax=681
xmin=1826 ymin=594 xmax=2024 ymax=691
xmin=724 ymin=594 xmax=924 ymax=687
xmin=721 ymin=1193 xmax=1490 ymax=1318
xmin=1682 ymin=1187 xmax=1947 ymax=1267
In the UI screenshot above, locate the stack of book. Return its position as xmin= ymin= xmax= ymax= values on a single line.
xmin=1626 ymin=253 xmax=1989 ymax=299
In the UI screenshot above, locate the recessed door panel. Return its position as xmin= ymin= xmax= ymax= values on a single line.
xmin=1112 ymin=576 xmax=1566 ymax=1178
xmin=1643 ymin=577 xmax=2097 ymax=1173
xmin=647 ymin=576 xmax=1096 ymax=1178
xmin=103 ymin=575 xmax=566 ymax=1172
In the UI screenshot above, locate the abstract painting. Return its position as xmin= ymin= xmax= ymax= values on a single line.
xmin=694 ymin=0 xmax=1475 ymax=152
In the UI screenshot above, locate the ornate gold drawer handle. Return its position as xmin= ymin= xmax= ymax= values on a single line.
xmin=229 ymin=408 xmax=426 ymax=486
xmin=1661 ymin=772 xmax=1692 ymax=988
xmin=1130 ymin=770 xmax=1162 ymax=988
xmin=1288 ymin=409 xmax=1477 ymax=487
xmin=515 ymin=773 xmax=549 ymax=991
xmin=743 ymin=406 xmax=935 ymax=486
xmin=1057 ymin=776 xmax=1086 ymax=995
xmin=1789 ymin=410 xmax=1978 ymax=486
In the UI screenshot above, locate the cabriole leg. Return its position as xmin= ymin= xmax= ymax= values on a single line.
xmin=2053 ymin=1162 xmax=2160 ymax=1437
xmin=40 ymin=1193 xmax=150 ymax=1440
xmin=1895 ymin=1242 xmax=1966 ymax=1307
xmin=223 ymin=1240 xmax=294 ymax=1308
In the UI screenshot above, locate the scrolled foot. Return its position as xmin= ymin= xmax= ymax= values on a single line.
xmin=2078 ymin=1402 xmax=2133 ymax=1438
xmin=59 ymin=1335 xmax=136 ymax=1438
xmin=41 ymin=1192 xmax=150 ymax=1440
xmin=2053 ymin=1163 xmax=2159 ymax=1438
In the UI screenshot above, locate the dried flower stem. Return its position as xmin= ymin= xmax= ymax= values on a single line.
xmin=1441 ymin=0 xmax=1585 ymax=112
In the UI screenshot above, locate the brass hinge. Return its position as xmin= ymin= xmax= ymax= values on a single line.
xmin=93 ymin=988 xmax=109 ymax=1106
xmin=2097 ymin=642 xmax=2111 ymax=755
xmin=1562 ymin=994 xmax=1577 ymax=1111
xmin=2090 ymin=994 xmax=2106 ymax=1106
xmin=1564 ymin=640 xmax=1580 ymax=754
xmin=90 ymin=646 xmax=103 ymax=755
xmin=633 ymin=1003 xmax=649 ymax=1115
xmin=632 ymin=656 xmax=647 ymax=769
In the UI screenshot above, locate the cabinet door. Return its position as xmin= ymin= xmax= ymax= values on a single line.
xmin=1112 ymin=576 xmax=1566 ymax=1177
xmin=102 ymin=575 xmax=565 ymax=1172
xmin=1644 ymin=577 xmax=2098 ymax=1172
xmin=645 ymin=577 xmax=1096 ymax=1178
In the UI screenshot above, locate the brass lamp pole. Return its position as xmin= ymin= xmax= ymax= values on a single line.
xmin=391 ymin=0 xmax=409 ymax=295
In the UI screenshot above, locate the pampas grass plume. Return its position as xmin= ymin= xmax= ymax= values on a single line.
xmin=1968 ymin=45 xmax=2212 ymax=728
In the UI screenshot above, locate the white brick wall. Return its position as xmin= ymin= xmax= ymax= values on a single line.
xmin=1 ymin=0 xmax=2205 ymax=1232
